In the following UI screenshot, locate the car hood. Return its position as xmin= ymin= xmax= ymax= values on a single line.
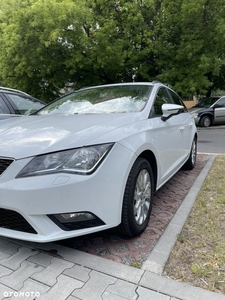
xmin=0 ymin=114 xmax=22 ymax=121
xmin=189 ymin=107 xmax=210 ymax=114
xmin=188 ymin=107 xmax=203 ymax=113
xmin=0 ymin=113 xmax=141 ymax=159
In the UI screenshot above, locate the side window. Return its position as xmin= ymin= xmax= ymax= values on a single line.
xmin=216 ymin=98 xmax=225 ymax=107
xmin=0 ymin=96 xmax=10 ymax=114
xmin=7 ymin=94 xmax=43 ymax=115
xmin=168 ymin=89 xmax=188 ymax=111
xmin=152 ymin=88 xmax=171 ymax=117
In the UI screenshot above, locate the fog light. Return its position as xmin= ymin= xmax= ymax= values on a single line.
xmin=55 ymin=212 xmax=95 ymax=223
xmin=48 ymin=211 xmax=105 ymax=231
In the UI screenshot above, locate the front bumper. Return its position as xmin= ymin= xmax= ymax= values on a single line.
xmin=0 ymin=143 xmax=135 ymax=242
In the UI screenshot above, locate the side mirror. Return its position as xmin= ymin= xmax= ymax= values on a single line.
xmin=161 ymin=104 xmax=184 ymax=121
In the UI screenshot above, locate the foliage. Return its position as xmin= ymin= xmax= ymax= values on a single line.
xmin=0 ymin=0 xmax=88 ymax=101
xmin=155 ymin=0 xmax=225 ymax=97
xmin=0 ymin=0 xmax=225 ymax=101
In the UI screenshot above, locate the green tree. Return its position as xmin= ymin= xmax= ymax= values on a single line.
xmin=154 ymin=0 xmax=225 ymax=97
xmin=0 ymin=0 xmax=225 ymax=101
xmin=0 ymin=0 xmax=89 ymax=101
xmin=81 ymin=0 xmax=159 ymax=83
xmin=0 ymin=0 xmax=159 ymax=100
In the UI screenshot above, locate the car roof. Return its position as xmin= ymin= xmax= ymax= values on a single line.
xmin=80 ymin=81 xmax=165 ymax=89
xmin=0 ymin=86 xmax=45 ymax=104
xmin=0 ymin=86 xmax=31 ymax=97
xmin=205 ymin=95 xmax=225 ymax=99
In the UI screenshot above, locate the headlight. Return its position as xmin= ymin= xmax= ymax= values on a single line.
xmin=191 ymin=112 xmax=198 ymax=117
xmin=17 ymin=143 xmax=114 ymax=177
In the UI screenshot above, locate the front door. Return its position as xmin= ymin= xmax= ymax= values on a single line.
xmin=214 ymin=97 xmax=225 ymax=124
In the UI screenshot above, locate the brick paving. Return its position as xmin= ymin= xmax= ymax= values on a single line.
xmin=0 ymin=236 xmax=176 ymax=300
xmin=59 ymin=154 xmax=210 ymax=267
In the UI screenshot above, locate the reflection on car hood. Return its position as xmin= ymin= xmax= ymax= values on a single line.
xmin=0 ymin=113 xmax=141 ymax=159
xmin=189 ymin=107 xmax=204 ymax=114
xmin=0 ymin=114 xmax=22 ymax=121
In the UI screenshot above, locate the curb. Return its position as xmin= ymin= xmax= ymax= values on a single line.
xmin=141 ymin=154 xmax=217 ymax=274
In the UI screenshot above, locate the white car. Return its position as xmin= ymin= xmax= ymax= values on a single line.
xmin=0 ymin=82 xmax=197 ymax=242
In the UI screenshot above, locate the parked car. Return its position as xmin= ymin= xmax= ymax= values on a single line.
xmin=0 ymin=82 xmax=197 ymax=242
xmin=0 ymin=87 xmax=45 ymax=120
xmin=189 ymin=95 xmax=225 ymax=127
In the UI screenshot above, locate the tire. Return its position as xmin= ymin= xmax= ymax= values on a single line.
xmin=183 ymin=137 xmax=197 ymax=170
xmin=119 ymin=158 xmax=154 ymax=237
xmin=200 ymin=115 xmax=211 ymax=127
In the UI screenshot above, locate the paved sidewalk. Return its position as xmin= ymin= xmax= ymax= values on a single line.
xmin=0 ymin=155 xmax=225 ymax=300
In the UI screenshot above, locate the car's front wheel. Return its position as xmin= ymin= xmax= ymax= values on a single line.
xmin=119 ymin=158 xmax=154 ymax=237
xmin=183 ymin=137 xmax=197 ymax=170
xmin=200 ymin=115 xmax=212 ymax=127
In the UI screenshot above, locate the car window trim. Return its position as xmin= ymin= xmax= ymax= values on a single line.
xmin=0 ymin=93 xmax=15 ymax=114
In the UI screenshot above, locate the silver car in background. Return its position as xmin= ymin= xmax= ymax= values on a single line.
xmin=189 ymin=96 xmax=225 ymax=127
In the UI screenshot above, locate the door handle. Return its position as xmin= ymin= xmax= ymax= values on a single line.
xmin=180 ymin=126 xmax=185 ymax=132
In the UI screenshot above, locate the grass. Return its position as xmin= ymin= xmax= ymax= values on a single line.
xmin=163 ymin=155 xmax=225 ymax=295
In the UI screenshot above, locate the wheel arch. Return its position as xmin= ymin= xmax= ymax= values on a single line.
xmin=138 ymin=150 xmax=157 ymax=192
xmin=199 ymin=113 xmax=214 ymax=126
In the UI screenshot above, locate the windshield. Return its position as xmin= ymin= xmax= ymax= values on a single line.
xmin=194 ymin=97 xmax=220 ymax=108
xmin=38 ymin=85 xmax=153 ymax=115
